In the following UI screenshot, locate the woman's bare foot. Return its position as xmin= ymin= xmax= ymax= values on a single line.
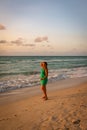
xmin=44 ymin=97 xmax=48 ymax=100
xmin=41 ymin=96 xmax=46 ymax=99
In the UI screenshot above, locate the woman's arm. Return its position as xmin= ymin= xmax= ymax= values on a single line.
xmin=41 ymin=69 xmax=48 ymax=79
xmin=45 ymin=69 xmax=48 ymax=77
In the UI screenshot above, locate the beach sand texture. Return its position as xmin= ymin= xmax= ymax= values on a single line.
xmin=0 ymin=78 xmax=87 ymax=130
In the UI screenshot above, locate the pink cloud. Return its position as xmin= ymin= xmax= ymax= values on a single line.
xmin=23 ymin=44 xmax=35 ymax=46
xmin=0 ymin=40 xmax=7 ymax=43
xmin=0 ymin=24 xmax=6 ymax=30
xmin=11 ymin=38 xmax=35 ymax=47
xmin=42 ymin=36 xmax=48 ymax=41
xmin=11 ymin=38 xmax=24 ymax=45
xmin=0 ymin=37 xmax=36 ymax=47
xmin=34 ymin=36 xmax=48 ymax=42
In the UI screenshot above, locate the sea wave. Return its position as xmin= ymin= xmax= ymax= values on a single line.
xmin=0 ymin=71 xmax=39 ymax=77
xmin=0 ymin=67 xmax=87 ymax=93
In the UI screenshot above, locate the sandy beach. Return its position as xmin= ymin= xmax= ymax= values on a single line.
xmin=0 ymin=77 xmax=87 ymax=130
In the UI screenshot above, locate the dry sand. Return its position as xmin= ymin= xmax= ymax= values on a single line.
xmin=0 ymin=77 xmax=87 ymax=130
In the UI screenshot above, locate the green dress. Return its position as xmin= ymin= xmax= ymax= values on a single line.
xmin=40 ymin=68 xmax=48 ymax=86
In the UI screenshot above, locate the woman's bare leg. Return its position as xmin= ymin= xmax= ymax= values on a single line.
xmin=41 ymin=86 xmax=48 ymax=100
xmin=44 ymin=86 xmax=48 ymax=99
xmin=41 ymin=86 xmax=45 ymax=97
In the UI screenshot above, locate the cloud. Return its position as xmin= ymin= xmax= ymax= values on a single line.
xmin=0 ymin=24 xmax=6 ymax=30
xmin=34 ymin=36 xmax=48 ymax=42
xmin=42 ymin=36 xmax=48 ymax=41
xmin=0 ymin=40 xmax=7 ymax=43
xmin=0 ymin=37 xmax=35 ymax=47
xmin=11 ymin=38 xmax=35 ymax=47
xmin=34 ymin=37 xmax=42 ymax=42
xmin=23 ymin=44 xmax=35 ymax=46
xmin=11 ymin=38 xmax=24 ymax=45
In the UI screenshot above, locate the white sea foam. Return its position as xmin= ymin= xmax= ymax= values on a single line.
xmin=0 ymin=67 xmax=87 ymax=93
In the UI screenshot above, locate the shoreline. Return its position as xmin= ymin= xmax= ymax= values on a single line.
xmin=0 ymin=76 xmax=87 ymax=105
xmin=0 ymin=77 xmax=87 ymax=129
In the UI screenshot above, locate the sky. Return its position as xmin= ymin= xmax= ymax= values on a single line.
xmin=0 ymin=0 xmax=87 ymax=56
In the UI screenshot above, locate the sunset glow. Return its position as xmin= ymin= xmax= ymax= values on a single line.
xmin=0 ymin=0 xmax=87 ymax=56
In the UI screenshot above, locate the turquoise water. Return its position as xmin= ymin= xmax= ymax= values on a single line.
xmin=0 ymin=56 xmax=87 ymax=92
xmin=0 ymin=56 xmax=87 ymax=76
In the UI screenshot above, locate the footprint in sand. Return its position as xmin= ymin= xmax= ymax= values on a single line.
xmin=0 ymin=114 xmax=18 ymax=122
xmin=0 ymin=117 xmax=10 ymax=122
xmin=48 ymin=116 xmax=58 ymax=122
xmin=14 ymin=114 xmax=17 ymax=117
xmin=80 ymin=104 xmax=87 ymax=108
xmin=72 ymin=119 xmax=81 ymax=125
xmin=0 ymin=118 xmax=6 ymax=121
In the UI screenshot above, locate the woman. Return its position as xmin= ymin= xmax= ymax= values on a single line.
xmin=40 ymin=62 xmax=48 ymax=100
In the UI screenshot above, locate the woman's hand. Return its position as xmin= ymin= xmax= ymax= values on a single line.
xmin=40 ymin=76 xmax=46 ymax=80
xmin=40 ymin=78 xmax=43 ymax=80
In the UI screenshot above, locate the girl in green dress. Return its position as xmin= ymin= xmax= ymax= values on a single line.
xmin=40 ymin=62 xmax=48 ymax=100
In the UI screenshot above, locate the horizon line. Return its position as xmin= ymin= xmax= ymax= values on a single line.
xmin=0 ymin=55 xmax=87 ymax=57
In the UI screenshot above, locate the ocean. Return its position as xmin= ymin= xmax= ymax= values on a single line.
xmin=0 ymin=56 xmax=87 ymax=92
